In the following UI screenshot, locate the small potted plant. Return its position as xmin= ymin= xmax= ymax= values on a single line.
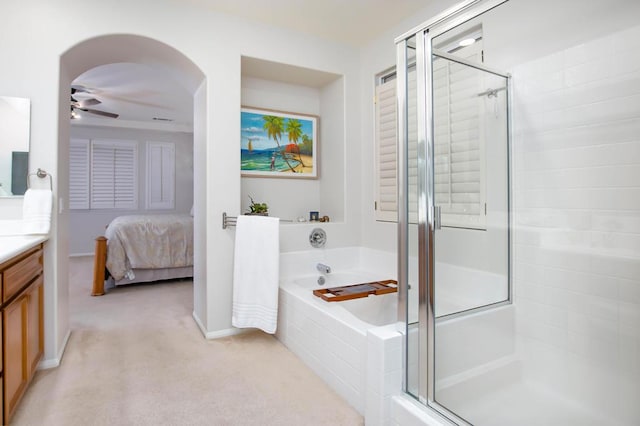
xmin=246 ymin=196 xmax=269 ymax=216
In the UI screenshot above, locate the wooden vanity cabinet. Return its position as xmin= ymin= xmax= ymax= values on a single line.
xmin=0 ymin=244 xmax=44 ymax=424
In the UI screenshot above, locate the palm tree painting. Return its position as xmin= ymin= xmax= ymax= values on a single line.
xmin=241 ymin=107 xmax=318 ymax=178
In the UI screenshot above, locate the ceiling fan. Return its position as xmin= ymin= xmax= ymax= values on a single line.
xmin=70 ymin=85 xmax=119 ymax=119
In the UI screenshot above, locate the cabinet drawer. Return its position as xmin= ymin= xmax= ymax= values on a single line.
xmin=3 ymin=248 xmax=42 ymax=303
xmin=0 ymin=313 xmax=2 ymax=371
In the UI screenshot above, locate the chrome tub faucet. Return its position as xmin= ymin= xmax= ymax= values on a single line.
xmin=316 ymin=263 xmax=331 ymax=274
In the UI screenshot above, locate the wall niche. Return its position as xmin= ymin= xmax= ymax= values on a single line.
xmin=240 ymin=56 xmax=344 ymax=223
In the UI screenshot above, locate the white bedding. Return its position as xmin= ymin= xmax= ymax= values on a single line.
xmin=105 ymin=214 xmax=194 ymax=281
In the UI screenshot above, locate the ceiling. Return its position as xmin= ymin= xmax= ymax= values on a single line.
xmin=71 ymin=62 xmax=193 ymax=127
xmin=184 ymin=0 xmax=430 ymax=47
xmin=71 ymin=0 xmax=428 ymax=128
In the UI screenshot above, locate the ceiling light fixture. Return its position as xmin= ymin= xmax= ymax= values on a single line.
xmin=459 ymin=38 xmax=476 ymax=47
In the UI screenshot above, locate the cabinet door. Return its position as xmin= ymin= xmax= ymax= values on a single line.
xmin=3 ymin=295 xmax=27 ymax=422
xmin=26 ymin=275 xmax=44 ymax=376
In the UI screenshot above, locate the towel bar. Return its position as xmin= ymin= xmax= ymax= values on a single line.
xmin=222 ymin=212 xmax=237 ymax=229
xmin=27 ymin=168 xmax=53 ymax=190
xmin=222 ymin=212 xmax=291 ymax=228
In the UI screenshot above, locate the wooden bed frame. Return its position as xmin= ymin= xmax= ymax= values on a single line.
xmin=92 ymin=236 xmax=107 ymax=296
xmin=91 ymin=235 xmax=193 ymax=296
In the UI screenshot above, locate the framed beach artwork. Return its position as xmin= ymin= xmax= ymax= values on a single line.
xmin=241 ymin=107 xmax=318 ymax=178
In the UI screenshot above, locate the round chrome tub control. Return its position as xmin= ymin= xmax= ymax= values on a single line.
xmin=309 ymin=228 xmax=326 ymax=248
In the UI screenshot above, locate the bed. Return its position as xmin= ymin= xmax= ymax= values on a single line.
xmin=92 ymin=214 xmax=194 ymax=295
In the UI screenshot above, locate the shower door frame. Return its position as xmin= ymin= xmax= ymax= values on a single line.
xmin=396 ymin=0 xmax=512 ymax=424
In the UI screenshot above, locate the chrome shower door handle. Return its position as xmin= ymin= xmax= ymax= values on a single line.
xmin=434 ymin=205 xmax=442 ymax=230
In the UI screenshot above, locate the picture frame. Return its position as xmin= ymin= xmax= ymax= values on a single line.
xmin=241 ymin=107 xmax=318 ymax=179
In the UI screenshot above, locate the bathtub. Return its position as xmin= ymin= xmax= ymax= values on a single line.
xmin=287 ymin=272 xmax=398 ymax=327
xmin=404 ymin=258 xmax=509 ymax=320
xmin=276 ymin=247 xmax=512 ymax=425
xmin=276 ymin=247 xmax=401 ymax=423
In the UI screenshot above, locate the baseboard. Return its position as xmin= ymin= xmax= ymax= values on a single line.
xmin=38 ymin=329 xmax=72 ymax=370
xmin=69 ymin=252 xmax=94 ymax=258
xmin=191 ymin=311 xmax=248 ymax=339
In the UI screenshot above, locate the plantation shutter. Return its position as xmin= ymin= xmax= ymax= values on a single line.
xmin=374 ymin=69 xmax=418 ymax=223
xmin=375 ymin=79 xmax=397 ymax=221
xmin=433 ymin=42 xmax=486 ymax=229
xmin=407 ymin=69 xmax=418 ymax=224
xmin=146 ymin=141 xmax=175 ymax=210
xmin=69 ymin=139 xmax=90 ymax=210
xmin=90 ymin=140 xmax=137 ymax=209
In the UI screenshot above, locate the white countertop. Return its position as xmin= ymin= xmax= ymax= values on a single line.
xmin=0 ymin=235 xmax=48 ymax=265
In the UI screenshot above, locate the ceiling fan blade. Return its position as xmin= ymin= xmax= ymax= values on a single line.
xmin=71 ymin=85 xmax=92 ymax=94
xmin=84 ymin=108 xmax=119 ymax=119
xmin=77 ymin=98 xmax=101 ymax=107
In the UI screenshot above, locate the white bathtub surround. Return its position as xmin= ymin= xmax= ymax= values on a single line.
xmin=366 ymin=324 xmax=403 ymax=426
xmin=279 ymin=246 xmax=397 ymax=279
xmin=390 ymin=395 xmax=452 ymax=426
xmin=277 ymin=247 xmax=522 ymax=424
xmin=232 ymin=215 xmax=280 ymax=334
xmin=277 ymin=247 xmax=402 ymax=423
xmin=405 ymin=255 xmax=510 ymax=324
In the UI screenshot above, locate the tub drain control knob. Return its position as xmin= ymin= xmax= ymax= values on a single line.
xmin=309 ymin=228 xmax=327 ymax=248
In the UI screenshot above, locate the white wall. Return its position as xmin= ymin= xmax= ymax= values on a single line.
xmin=512 ymin=24 xmax=640 ymax=423
xmin=68 ymin=125 xmax=193 ymax=255
xmin=240 ymin=75 xmax=347 ymax=240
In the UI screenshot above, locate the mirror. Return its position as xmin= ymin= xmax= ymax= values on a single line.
xmin=0 ymin=96 xmax=31 ymax=197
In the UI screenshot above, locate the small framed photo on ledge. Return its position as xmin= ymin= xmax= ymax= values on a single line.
xmin=241 ymin=107 xmax=318 ymax=179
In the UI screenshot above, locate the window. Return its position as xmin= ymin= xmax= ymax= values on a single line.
xmin=433 ymin=41 xmax=486 ymax=229
xmin=374 ymin=68 xmax=418 ymax=224
xmin=146 ymin=141 xmax=175 ymax=210
xmin=69 ymin=139 xmax=138 ymax=210
xmin=69 ymin=139 xmax=90 ymax=209
xmin=374 ymin=40 xmax=486 ymax=229
xmin=374 ymin=75 xmax=398 ymax=222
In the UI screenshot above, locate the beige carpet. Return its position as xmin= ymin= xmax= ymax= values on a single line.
xmin=12 ymin=257 xmax=363 ymax=425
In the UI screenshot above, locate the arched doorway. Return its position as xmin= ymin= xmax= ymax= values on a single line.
xmin=54 ymin=34 xmax=206 ymax=360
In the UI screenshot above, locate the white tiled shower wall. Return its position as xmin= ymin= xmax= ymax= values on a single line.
xmin=512 ymin=24 xmax=640 ymax=423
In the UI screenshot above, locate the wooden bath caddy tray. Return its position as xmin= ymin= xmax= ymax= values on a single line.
xmin=313 ymin=280 xmax=398 ymax=302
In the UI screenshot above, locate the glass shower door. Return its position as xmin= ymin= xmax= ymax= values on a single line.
xmin=430 ymin=48 xmax=512 ymax=423
xmin=431 ymin=50 xmax=510 ymax=318
xmin=397 ymin=3 xmax=512 ymax=422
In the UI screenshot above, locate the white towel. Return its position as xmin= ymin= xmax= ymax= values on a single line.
xmin=232 ymin=215 xmax=280 ymax=334
xmin=22 ymin=189 xmax=52 ymax=235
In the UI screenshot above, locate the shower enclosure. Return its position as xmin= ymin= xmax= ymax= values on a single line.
xmin=397 ymin=1 xmax=511 ymax=424
xmin=396 ymin=0 xmax=640 ymax=425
